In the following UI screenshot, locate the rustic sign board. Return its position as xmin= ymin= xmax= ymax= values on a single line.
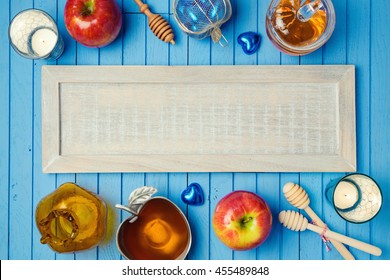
xmin=42 ymin=65 xmax=356 ymax=173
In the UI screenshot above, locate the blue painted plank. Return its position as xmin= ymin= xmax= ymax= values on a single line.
xmin=121 ymin=174 xmax=145 ymax=213
xmin=258 ymin=0 xmax=281 ymax=64
xmin=123 ymin=14 xmax=146 ymax=65
xmin=298 ymin=174 xmax=323 ymax=260
xmin=120 ymin=173 xmax=145 ymax=221
xmin=323 ymin=0 xmax=347 ymax=65
xmin=8 ymin=0 xmax=34 ymax=260
xmin=124 ymin=0 xmax=138 ymax=13
xmin=256 ymin=173 xmax=280 ymax=260
xmin=234 ymin=0 xmax=258 ymax=65
xmin=146 ymin=173 xmax=169 ymax=198
xmin=189 ymin=37 xmax=211 ymax=65
xmin=347 ymin=0 xmax=370 ymax=174
xmin=300 ymin=48 xmax=323 ymax=65
xmin=233 ymin=173 xmax=257 ymax=260
xmin=281 ymin=54 xmax=299 ymax=65
xmin=167 ymin=173 xmax=188 ymax=218
xmin=209 ymin=173 xmax=232 ymax=260
xmin=371 ymin=0 xmax=390 ymax=261
xmin=0 ymin=0 xmax=10 ymax=260
xmin=146 ymin=21 xmax=169 ymax=64
xmin=32 ymin=61 xmax=56 ymax=260
xmin=76 ymin=44 xmax=100 ymax=65
xmin=345 ymin=0 xmax=371 ymax=260
xmin=169 ymin=14 xmax=188 ymax=65
xmin=211 ymin=20 xmax=234 ymax=65
xmin=100 ymin=30 xmax=124 ymax=63
xmin=279 ymin=173 xmax=299 ymax=259
xmin=98 ymin=174 xmax=122 ymax=259
xmin=58 ymin=0 xmax=77 ymax=65
xmin=187 ymin=173 xmax=210 ymax=260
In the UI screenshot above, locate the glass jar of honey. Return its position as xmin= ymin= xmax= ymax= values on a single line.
xmin=35 ymin=182 xmax=107 ymax=253
xmin=266 ymin=0 xmax=335 ymax=55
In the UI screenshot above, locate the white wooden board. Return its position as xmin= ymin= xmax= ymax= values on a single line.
xmin=42 ymin=65 xmax=356 ymax=173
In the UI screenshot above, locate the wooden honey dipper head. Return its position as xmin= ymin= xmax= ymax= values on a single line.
xmin=283 ymin=182 xmax=310 ymax=209
xmin=134 ymin=0 xmax=175 ymax=44
xmin=279 ymin=210 xmax=309 ymax=231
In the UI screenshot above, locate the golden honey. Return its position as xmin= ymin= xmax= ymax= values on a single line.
xmin=270 ymin=0 xmax=327 ymax=47
xmin=266 ymin=0 xmax=335 ymax=55
xmin=117 ymin=198 xmax=190 ymax=260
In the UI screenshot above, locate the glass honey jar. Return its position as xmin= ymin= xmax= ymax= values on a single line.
xmin=266 ymin=0 xmax=336 ymax=55
xmin=35 ymin=182 xmax=107 ymax=253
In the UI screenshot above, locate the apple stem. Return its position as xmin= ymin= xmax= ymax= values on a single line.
xmin=82 ymin=0 xmax=95 ymax=16
xmin=242 ymin=216 xmax=253 ymax=224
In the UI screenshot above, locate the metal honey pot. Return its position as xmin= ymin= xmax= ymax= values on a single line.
xmin=115 ymin=187 xmax=192 ymax=260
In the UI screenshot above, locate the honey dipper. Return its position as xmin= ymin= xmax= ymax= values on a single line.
xmin=283 ymin=182 xmax=355 ymax=260
xmin=133 ymin=0 xmax=175 ymax=44
xmin=279 ymin=210 xmax=382 ymax=257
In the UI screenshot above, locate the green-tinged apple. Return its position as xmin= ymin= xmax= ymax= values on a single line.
xmin=64 ymin=0 xmax=122 ymax=47
xmin=212 ymin=190 xmax=272 ymax=250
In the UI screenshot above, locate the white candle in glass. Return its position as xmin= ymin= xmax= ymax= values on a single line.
xmin=30 ymin=28 xmax=58 ymax=57
xmin=9 ymin=9 xmax=63 ymax=59
xmin=334 ymin=181 xmax=359 ymax=210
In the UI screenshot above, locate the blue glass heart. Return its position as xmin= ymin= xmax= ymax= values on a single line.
xmin=237 ymin=32 xmax=261 ymax=55
xmin=181 ymin=183 xmax=204 ymax=206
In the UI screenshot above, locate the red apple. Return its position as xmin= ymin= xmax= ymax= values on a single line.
xmin=64 ymin=0 xmax=122 ymax=47
xmin=212 ymin=190 xmax=272 ymax=250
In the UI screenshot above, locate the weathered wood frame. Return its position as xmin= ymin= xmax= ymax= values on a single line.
xmin=42 ymin=65 xmax=356 ymax=173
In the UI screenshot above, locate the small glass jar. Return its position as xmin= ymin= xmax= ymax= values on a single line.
xmin=266 ymin=0 xmax=336 ymax=55
xmin=9 ymin=9 xmax=64 ymax=60
xmin=35 ymin=182 xmax=107 ymax=253
xmin=325 ymin=174 xmax=383 ymax=223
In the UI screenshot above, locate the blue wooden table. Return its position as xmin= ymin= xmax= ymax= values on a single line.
xmin=0 ymin=0 xmax=389 ymax=260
